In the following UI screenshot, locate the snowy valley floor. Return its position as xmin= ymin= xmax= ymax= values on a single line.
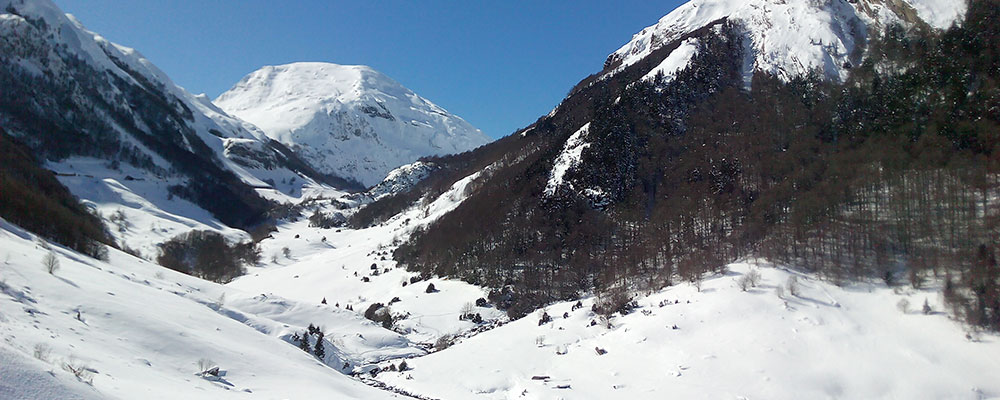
xmin=373 ymin=262 xmax=1000 ymax=399
xmin=2 ymin=193 xmax=1000 ymax=399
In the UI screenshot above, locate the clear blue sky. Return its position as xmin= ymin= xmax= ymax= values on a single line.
xmin=53 ymin=1 xmax=684 ymax=139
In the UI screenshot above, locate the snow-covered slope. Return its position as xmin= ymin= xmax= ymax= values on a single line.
xmin=0 ymin=0 xmax=317 ymax=192
xmin=0 ymin=0 xmax=361 ymax=252
xmin=230 ymin=166 xmax=505 ymax=345
xmin=362 ymin=161 xmax=438 ymax=202
xmin=606 ymin=0 xmax=966 ymax=82
xmin=0 ymin=218 xmax=409 ymax=399
xmin=373 ymin=262 xmax=1000 ymax=399
xmin=215 ymin=62 xmax=492 ymax=187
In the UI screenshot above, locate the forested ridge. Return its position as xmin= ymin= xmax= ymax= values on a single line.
xmin=383 ymin=0 xmax=1000 ymax=329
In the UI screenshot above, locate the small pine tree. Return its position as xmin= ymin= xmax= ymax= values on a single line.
xmin=299 ymin=331 xmax=311 ymax=352
xmin=321 ymin=297 xmax=327 ymax=304
xmin=314 ymin=331 xmax=325 ymax=359
xmin=922 ymin=298 xmax=932 ymax=315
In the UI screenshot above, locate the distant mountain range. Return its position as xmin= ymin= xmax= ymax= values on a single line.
xmin=215 ymin=62 xmax=491 ymax=187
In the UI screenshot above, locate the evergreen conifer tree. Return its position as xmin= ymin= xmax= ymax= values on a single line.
xmin=314 ymin=331 xmax=325 ymax=359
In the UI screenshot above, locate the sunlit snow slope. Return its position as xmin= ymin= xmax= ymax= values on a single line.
xmin=373 ymin=263 xmax=1000 ymax=400
xmin=216 ymin=62 xmax=492 ymax=187
xmin=0 ymin=218 xmax=408 ymax=399
xmin=606 ymin=0 xmax=967 ymax=82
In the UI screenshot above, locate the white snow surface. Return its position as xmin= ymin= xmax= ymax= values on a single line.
xmin=0 ymin=218 xmax=404 ymax=399
xmin=902 ymin=0 xmax=967 ymax=29
xmin=362 ymin=161 xmax=437 ymax=202
xmin=49 ymin=158 xmax=252 ymax=260
xmin=608 ymin=0 xmax=967 ymax=82
xmin=544 ymin=123 xmax=591 ymax=196
xmin=374 ymin=262 xmax=1000 ymax=399
xmin=215 ymin=62 xmax=492 ymax=187
xmin=230 ymin=167 xmax=505 ymax=345
xmin=642 ymin=37 xmax=700 ymax=83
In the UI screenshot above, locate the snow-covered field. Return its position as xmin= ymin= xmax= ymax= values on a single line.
xmin=0 ymin=164 xmax=508 ymax=399
xmin=4 ymin=168 xmax=1000 ymax=399
xmin=374 ymin=263 xmax=1000 ymax=400
xmin=230 ymin=168 xmax=506 ymax=345
xmin=0 ymin=219 xmax=404 ymax=399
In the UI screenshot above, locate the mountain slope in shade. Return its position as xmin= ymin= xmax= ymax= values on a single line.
xmin=0 ymin=0 xmax=353 ymax=236
xmin=215 ymin=62 xmax=492 ymax=187
xmin=605 ymin=0 xmax=967 ymax=83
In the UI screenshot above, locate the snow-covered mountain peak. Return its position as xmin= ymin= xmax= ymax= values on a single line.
xmin=219 ymin=63 xmax=385 ymax=107
xmin=606 ymin=0 xmax=967 ymax=82
xmin=215 ymin=62 xmax=491 ymax=187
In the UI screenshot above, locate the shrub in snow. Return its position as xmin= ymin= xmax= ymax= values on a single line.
xmin=434 ymin=334 xmax=453 ymax=351
xmin=538 ymin=310 xmax=552 ymax=326
xmin=398 ymin=360 xmax=409 ymax=371
xmin=33 ymin=343 xmax=51 ymax=362
xmin=897 ymin=298 xmax=911 ymax=313
xmin=535 ymin=335 xmax=545 ymax=347
xmin=476 ymin=297 xmax=488 ymax=307
xmin=459 ymin=302 xmax=475 ymax=321
xmin=747 ymin=269 xmax=762 ymax=286
xmin=923 ymin=299 xmax=932 ymax=315
xmin=63 ymin=358 xmax=94 ymax=384
xmin=786 ymin=276 xmax=800 ymax=297
xmin=282 ymin=247 xmax=291 ymax=258
xmin=738 ymin=269 xmax=762 ymax=291
xmin=43 ymin=252 xmax=59 ymax=274
xmin=425 ymin=283 xmax=437 ymax=293
xmin=737 ymin=275 xmax=752 ymax=291
xmin=775 ymin=285 xmax=785 ymax=299
xmin=594 ymin=347 xmax=607 ymax=355
xmin=471 ymin=313 xmax=483 ymax=324
xmin=197 ymin=358 xmax=217 ymax=375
